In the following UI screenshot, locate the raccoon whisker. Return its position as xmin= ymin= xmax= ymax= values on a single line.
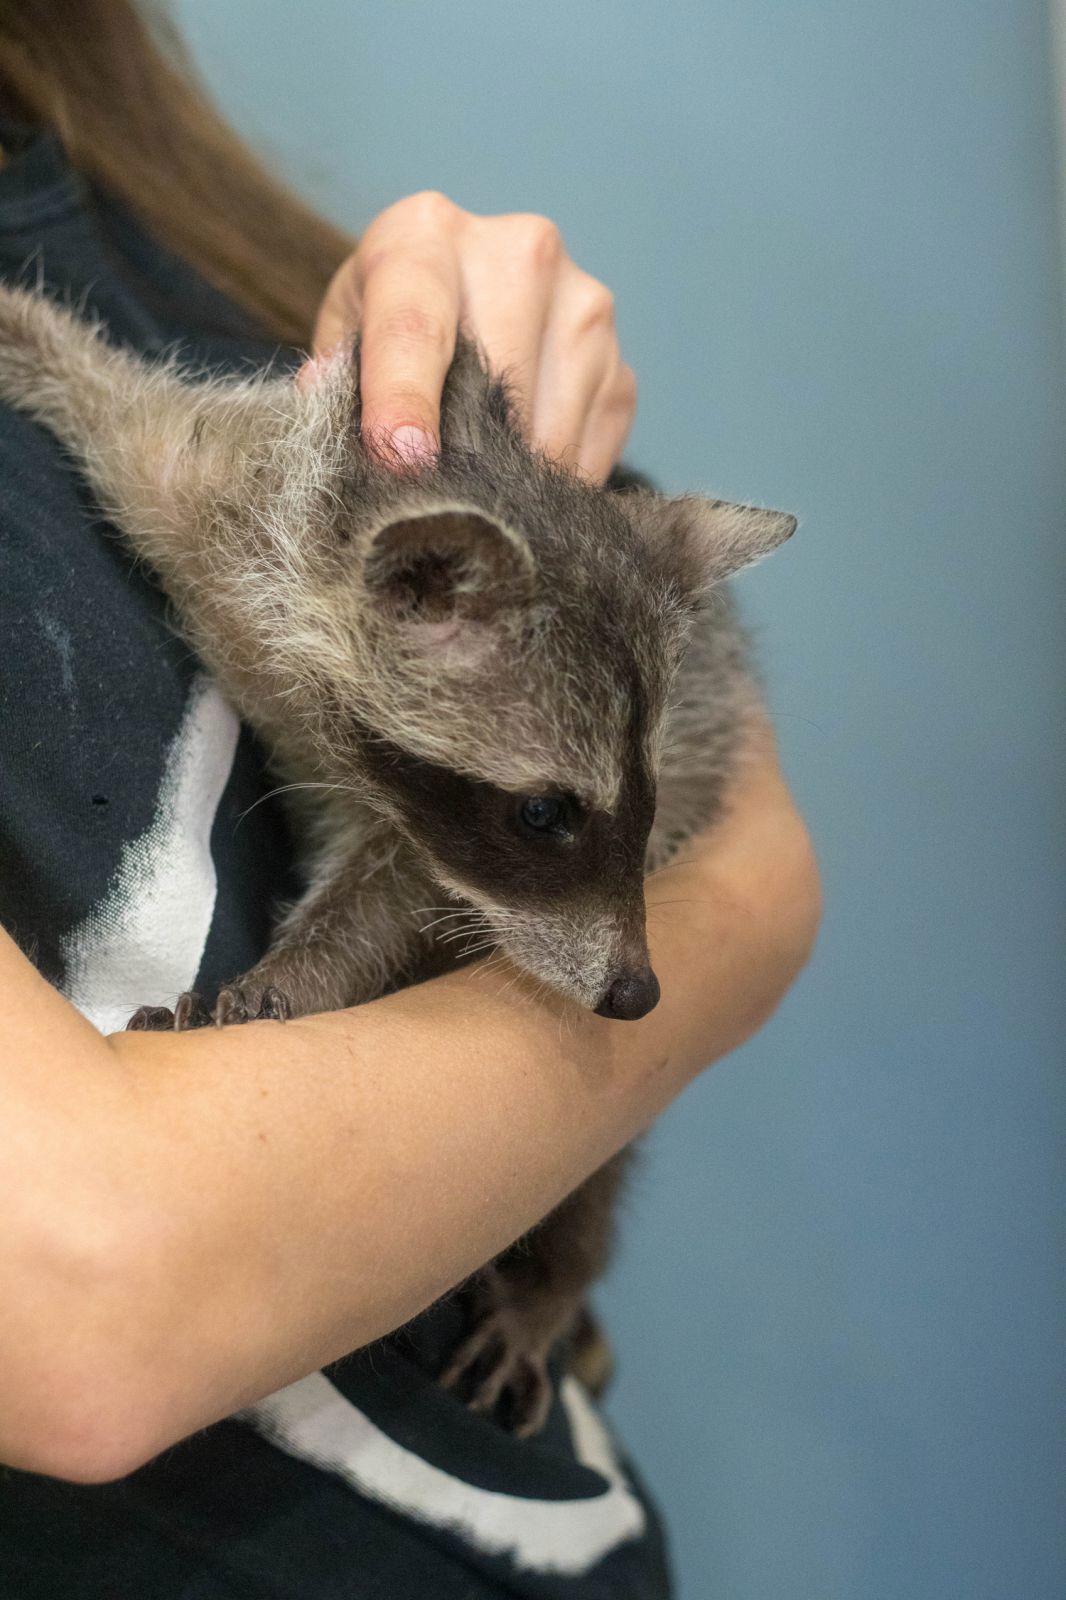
xmin=236 ymin=779 xmax=354 ymax=826
xmin=646 ymin=898 xmax=702 ymax=915
xmin=490 ymin=966 xmax=527 ymax=1006
xmin=660 ymin=755 xmax=721 ymax=774
xmin=435 ymin=908 xmax=530 ymax=936
xmin=644 ymin=855 xmax=697 ymax=883
xmin=555 ymin=991 xmax=579 ymax=1048
xmin=526 ymin=975 xmax=572 ymax=1043
xmin=512 ymin=968 xmax=545 ymax=1000
xmin=474 ymin=953 xmax=511 ymax=976
xmin=436 ymin=921 xmax=495 ymax=945
xmin=470 ymin=960 xmax=511 ymax=998
xmin=432 ymin=921 xmax=492 ymax=940
xmin=409 ymin=908 xmax=470 ymax=934
xmin=416 ymin=910 xmax=485 ymax=935
xmin=468 ymin=964 xmax=508 ymax=989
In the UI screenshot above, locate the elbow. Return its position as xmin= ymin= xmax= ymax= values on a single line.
xmin=778 ymin=805 xmax=823 ymax=969
xmin=0 ymin=1195 xmax=175 ymax=1483
xmin=0 ymin=1383 xmax=161 ymax=1486
xmin=749 ymin=805 xmax=823 ymax=1034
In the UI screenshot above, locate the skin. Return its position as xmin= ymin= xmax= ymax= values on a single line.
xmin=304 ymin=191 xmax=637 ymax=482
xmin=0 ymin=193 xmax=821 ymax=1482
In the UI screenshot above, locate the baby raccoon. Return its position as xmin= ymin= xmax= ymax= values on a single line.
xmin=0 ymin=283 xmax=795 ymax=1435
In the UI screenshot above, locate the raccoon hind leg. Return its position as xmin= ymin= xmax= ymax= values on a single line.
xmin=441 ymin=1148 xmax=633 ymax=1437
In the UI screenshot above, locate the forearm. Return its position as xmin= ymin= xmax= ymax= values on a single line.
xmin=0 ymin=735 xmax=818 ymax=1479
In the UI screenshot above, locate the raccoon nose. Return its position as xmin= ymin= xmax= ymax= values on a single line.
xmin=594 ymin=969 xmax=661 ymax=1021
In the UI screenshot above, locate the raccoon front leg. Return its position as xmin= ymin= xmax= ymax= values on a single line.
xmin=128 ymin=841 xmax=435 ymax=1031
xmin=441 ymin=1148 xmax=633 ymax=1437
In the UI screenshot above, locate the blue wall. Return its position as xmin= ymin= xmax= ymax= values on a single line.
xmin=178 ymin=3 xmax=1066 ymax=1594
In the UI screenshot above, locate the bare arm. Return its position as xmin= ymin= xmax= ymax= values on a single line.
xmin=0 ymin=726 xmax=818 ymax=1484
xmin=2 ymin=197 xmax=811 ymax=1483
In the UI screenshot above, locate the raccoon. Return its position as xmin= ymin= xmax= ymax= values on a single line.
xmin=0 ymin=283 xmax=794 ymax=1434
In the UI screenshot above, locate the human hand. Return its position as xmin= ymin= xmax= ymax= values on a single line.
xmin=303 ymin=191 xmax=637 ymax=484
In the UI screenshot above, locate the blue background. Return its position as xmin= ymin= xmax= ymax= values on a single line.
xmin=178 ymin=3 xmax=1066 ymax=1594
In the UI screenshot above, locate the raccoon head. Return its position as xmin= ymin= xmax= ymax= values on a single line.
xmin=322 ymin=337 xmax=795 ymax=1018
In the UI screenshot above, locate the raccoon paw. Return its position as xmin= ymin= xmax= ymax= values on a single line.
xmin=126 ymin=1003 xmax=181 ymax=1032
xmin=126 ymin=991 xmax=211 ymax=1031
xmin=125 ymin=986 xmax=291 ymax=1032
xmin=440 ymin=1305 xmax=555 ymax=1439
xmin=213 ymin=983 xmax=292 ymax=1027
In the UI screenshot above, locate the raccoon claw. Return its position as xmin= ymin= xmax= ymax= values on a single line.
xmin=125 ymin=1004 xmax=176 ymax=1032
xmin=124 ymin=992 xmax=211 ymax=1032
xmin=175 ymin=991 xmax=212 ymax=1030
xmin=214 ymin=984 xmax=292 ymax=1027
xmin=126 ymin=985 xmax=292 ymax=1033
xmin=254 ymin=985 xmax=292 ymax=1021
xmin=441 ymin=1307 xmax=555 ymax=1439
xmin=213 ymin=986 xmax=249 ymax=1027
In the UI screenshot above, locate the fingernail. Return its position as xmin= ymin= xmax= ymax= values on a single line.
xmin=389 ymin=425 xmax=438 ymax=467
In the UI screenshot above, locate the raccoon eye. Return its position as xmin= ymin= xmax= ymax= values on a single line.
xmin=516 ymin=794 xmax=571 ymax=836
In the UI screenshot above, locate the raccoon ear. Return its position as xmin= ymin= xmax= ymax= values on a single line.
xmin=627 ymin=492 xmax=797 ymax=590
xmin=362 ymin=506 xmax=535 ymax=629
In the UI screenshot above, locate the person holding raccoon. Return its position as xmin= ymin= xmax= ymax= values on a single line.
xmin=0 ymin=3 xmax=820 ymax=1597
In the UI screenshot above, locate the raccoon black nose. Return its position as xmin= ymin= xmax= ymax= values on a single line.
xmin=594 ymin=970 xmax=661 ymax=1021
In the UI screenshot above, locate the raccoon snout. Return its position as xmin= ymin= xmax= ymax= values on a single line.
xmin=593 ymin=968 xmax=661 ymax=1022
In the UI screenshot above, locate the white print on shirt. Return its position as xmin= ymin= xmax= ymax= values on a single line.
xmin=242 ymin=1370 xmax=646 ymax=1575
xmin=59 ymin=669 xmax=645 ymax=1573
xmin=61 ymin=672 xmax=239 ymax=1033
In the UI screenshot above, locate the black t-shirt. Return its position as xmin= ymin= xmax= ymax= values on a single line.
xmin=0 ymin=123 xmax=671 ymax=1599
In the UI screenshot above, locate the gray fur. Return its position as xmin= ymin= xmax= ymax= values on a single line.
xmin=0 ymin=283 xmax=795 ymax=1429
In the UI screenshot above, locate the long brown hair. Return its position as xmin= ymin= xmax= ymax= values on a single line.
xmin=0 ymin=0 xmax=353 ymax=344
